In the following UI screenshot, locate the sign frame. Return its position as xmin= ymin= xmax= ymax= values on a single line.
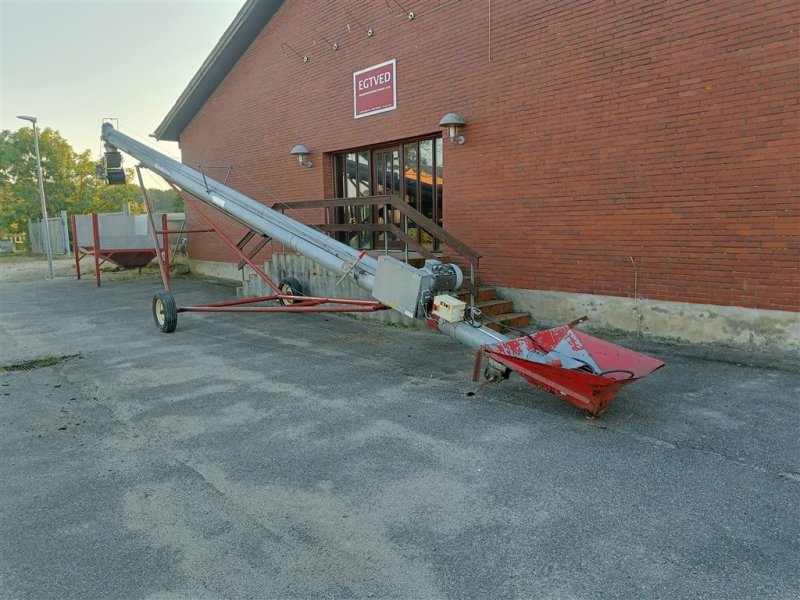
xmin=353 ymin=59 xmax=397 ymax=120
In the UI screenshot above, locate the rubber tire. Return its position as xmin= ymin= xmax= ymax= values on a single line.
xmin=278 ymin=277 xmax=304 ymax=306
xmin=152 ymin=290 xmax=178 ymax=333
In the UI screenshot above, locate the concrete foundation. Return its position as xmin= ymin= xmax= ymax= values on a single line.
xmin=257 ymin=254 xmax=422 ymax=328
xmin=191 ymin=256 xmax=421 ymax=328
xmin=188 ymin=256 xmax=799 ymax=352
xmin=188 ymin=259 xmax=247 ymax=283
xmin=497 ymin=287 xmax=800 ymax=353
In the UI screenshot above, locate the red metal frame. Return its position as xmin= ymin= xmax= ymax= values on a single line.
xmin=71 ymin=214 xmax=81 ymax=280
xmin=481 ymin=325 xmax=665 ymax=415
xmin=132 ymin=170 xmax=386 ymax=315
xmin=71 ymin=211 xmax=160 ymax=287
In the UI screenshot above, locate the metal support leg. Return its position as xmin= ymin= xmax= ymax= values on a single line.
xmin=168 ymin=184 xmax=282 ymax=294
xmin=161 ymin=213 xmax=171 ymax=289
xmin=91 ymin=213 xmax=101 ymax=287
xmin=71 ymin=214 xmax=81 ymax=280
xmin=136 ymin=166 xmax=171 ymax=292
xmin=470 ymin=263 xmax=476 ymax=309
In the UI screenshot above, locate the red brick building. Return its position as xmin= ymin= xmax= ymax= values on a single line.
xmin=155 ymin=0 xmax=799 ymax=349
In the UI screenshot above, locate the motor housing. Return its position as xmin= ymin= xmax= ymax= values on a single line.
xmin=371 ymin=256 xmax=464 ymax=319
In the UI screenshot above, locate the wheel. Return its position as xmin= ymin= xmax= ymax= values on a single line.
xmin=152 ymin=290 xmax=177 ymax=333
xmin=278 ymin=277 xmax=303 ymax=305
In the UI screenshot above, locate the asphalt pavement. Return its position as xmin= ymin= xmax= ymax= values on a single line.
xmin=1 ymin=270 xmax=798 ymax=599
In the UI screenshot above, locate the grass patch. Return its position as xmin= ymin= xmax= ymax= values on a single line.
xmin=0 ymin=252 xmax=35 ymax=261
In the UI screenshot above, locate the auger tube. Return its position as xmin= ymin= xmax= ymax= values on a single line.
xmin=100 ymin=123 xmax=510 ymax=348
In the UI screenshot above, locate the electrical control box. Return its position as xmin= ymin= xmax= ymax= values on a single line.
xmin=371 ymin=256 xmax=431 ymax=319
xmin=432 ymin=294 xmax=466 ymax=323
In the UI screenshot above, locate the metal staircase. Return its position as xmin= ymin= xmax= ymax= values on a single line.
xmin=455 ymin=287 xmax=531 ymax=333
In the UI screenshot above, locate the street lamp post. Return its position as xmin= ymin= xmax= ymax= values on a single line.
xmin=17 ymin=115 xmax=54 ymax=279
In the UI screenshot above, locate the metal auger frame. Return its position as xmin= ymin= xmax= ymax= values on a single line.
xmin=102 ymin=123 xmax=664 ymax=416
xmin=133 ymin=166 xmax=388 ymax=322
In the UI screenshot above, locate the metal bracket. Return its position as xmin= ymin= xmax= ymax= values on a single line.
xmin=335 ymin=249 xmax=368 ymax=287
xmin=467 ymin=348 xmax=508 ymax=396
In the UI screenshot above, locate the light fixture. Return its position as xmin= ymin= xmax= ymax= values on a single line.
xmin=439 ymin=112 xmax=466 ymax=144
xmin=18 ymin=115 xmax=54 ymax=279
xmin=290 ymin=144 xmax=313 ymax=168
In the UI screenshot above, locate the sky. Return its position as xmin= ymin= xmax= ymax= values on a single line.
xmin=1 ymin=0 xmax=246 ymax=186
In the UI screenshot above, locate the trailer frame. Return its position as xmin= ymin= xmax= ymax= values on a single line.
xmin=135 ymin=166 xmax=387 ymax=318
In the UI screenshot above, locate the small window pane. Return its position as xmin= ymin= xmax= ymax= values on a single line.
xmin=357 ymin=151 xmax=370 ymax=198
xmin=419 ymin=139 xmax=434 ymax=250
xmin=345 ymin=152 xmax=357 ymax=198
xmin=404 ymin=143 xmax=419 ymax=242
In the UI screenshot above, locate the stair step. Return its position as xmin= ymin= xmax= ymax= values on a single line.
xmin=456 ymin=287 xmax=496 ymax=303
xmin=475 ymin=299 xmax=514 ymax=317
xmin=484 ymin=312 xmax=531 ymax=332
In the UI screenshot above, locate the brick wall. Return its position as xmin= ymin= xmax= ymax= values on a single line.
xmin=179 ymin=0 xmax=799 ymax=312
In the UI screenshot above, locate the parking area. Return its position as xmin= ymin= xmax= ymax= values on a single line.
xmin=1 ymin=266 xmax=798 ymax=599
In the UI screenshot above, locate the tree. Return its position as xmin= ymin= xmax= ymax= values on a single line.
xmin=1 ymin=128 xmax=50 ymax=233
xmin=0 ymin=126 xmax=181 ymax=234
xmin=146 ymin=188 xmax=184 ymax=212
xmin=94 ymin=179 xmax=146 ymax=215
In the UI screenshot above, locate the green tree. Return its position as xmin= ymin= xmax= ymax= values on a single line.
xmin=0 ymin=126 xmax=98 ymax=232
xmin=0 ymin=126 xmax=179 ymax=233
xmin=146 ymin=189 xmax=184 ymax=212
xmin=0 ymin=128 xmax=48 ymax=233
xmin=95 ymin=180 xmax=144 ymax=214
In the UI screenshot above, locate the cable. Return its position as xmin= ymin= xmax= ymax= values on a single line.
xmin=282 ymin=0 xmax=460 ymax=66
xmin=469 ymin=307 xmax=629 ymax=378
xmin=598 ymin=369 xmax=635 ymax=380
xmin=463 ymin=306 xmax=484 ymax=329
xmin=469 ymin=307 xmax=551 ymax=354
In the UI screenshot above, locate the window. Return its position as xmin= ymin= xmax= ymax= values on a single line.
xmin=333 ymin=136 xmax=443 ymax=250
xmin=333 ymin=150 xmax=371 ymax=249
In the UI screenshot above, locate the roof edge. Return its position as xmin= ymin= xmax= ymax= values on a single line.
xmin=154 ymin=0 xmax=284 ymax=142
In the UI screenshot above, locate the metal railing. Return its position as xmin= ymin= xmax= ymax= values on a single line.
xmin=273 ymin=195 xmax=481 ymax=295
xmin=28 ymin=211 xmax=71 ymax=256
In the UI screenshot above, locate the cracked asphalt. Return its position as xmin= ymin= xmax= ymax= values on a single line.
xmin=1 ymin=264 xmax=798 ymax=599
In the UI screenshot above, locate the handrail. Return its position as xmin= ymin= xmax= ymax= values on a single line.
xmin=272 ymin=194 xmax=481 ymax=296
xmin=390 ymin=198 xmax=481 ymax=265
xmin=273 ymin=196 xmax=388 ymax=209
xmin=273 ymin=195 xmax=481 ymax=263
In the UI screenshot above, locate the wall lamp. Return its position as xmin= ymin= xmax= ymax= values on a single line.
xmin=290 ymin=144 xmax=313 ymax=168
xmin=439 ymin=112 xmax=466 ymax=144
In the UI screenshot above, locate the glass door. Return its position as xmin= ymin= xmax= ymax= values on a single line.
xmin=333 ymin=151 xmax=371 ymax=249
xmin=332 ymin=136 xmax=443 ymax=251
xmin=403 ymin=138 xmax=443 ymax=251
xmin=372 ymin=146 xmax=402 ymax=250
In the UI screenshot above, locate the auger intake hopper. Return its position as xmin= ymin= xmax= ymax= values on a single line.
xmin=483 ymin=325 xmax=665 ymax=415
